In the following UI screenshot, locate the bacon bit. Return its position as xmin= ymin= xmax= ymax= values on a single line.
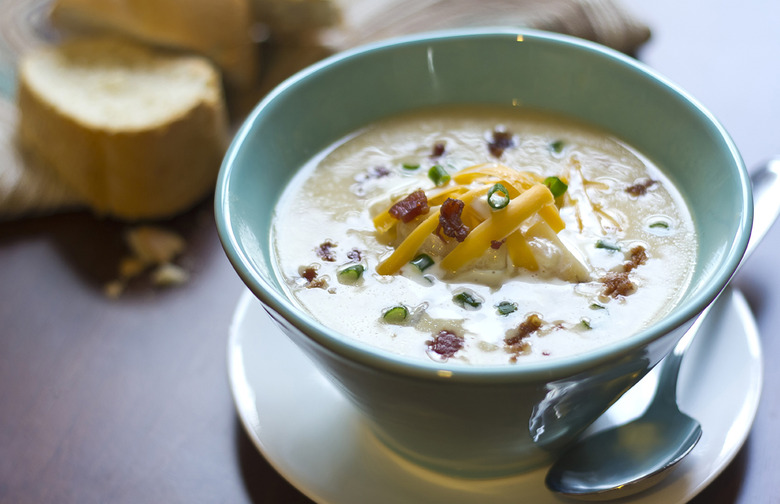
xmin=353 ymin=166 xmax=392 ymax=196
xmin=370 ymin=165 xmax=391 ymax=178
xmin=354 ymin=165 xmax=391 ymax=183
xmin=389 ymin=189 xmax=430 ymax=223
xmin=490 ymin=239 xmax=505 ymax=250
xmin=299 ymin=266 xmax=328 ymax=289
xmin=626 ymin=178 xmax=657 ymax=196
xmin=301 ymin=267 xmax=318 ymax=282
xmin=488 ymin=129 xmax=515 ymax=158
xmin=601 ymin=271 xmax=635 ymax=297
xmin=431 ymin=142 xmax=446 ymax=158
xmin=436 ymin=198 xmax=470 ymax=242
xmin=600 ymin=245 xmax=647 ymax=297
xmin=427 ymin=330 xmax=464 ymax=358
xmin=625 ymin=245 xmax=647 ymax=271
xmin=316 ymin=240 xmax=338 ymax=262
xmin=311 ymin=278 xmax=328 ymax=289
xmin=505 ymin=314 xmax=543 ymax=348
xmin=347 ymin=248 xmax=362 ymax=262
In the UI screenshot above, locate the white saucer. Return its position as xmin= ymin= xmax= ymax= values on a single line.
xmin=228 ymin=287 xmax=762 ymax=504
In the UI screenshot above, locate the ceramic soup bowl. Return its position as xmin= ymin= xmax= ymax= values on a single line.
xmin=215 ymin=28 xmax=751 ymax=477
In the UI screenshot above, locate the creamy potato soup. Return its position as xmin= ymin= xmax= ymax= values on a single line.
xmin=272 ymin=106 xmax=697 ymax=365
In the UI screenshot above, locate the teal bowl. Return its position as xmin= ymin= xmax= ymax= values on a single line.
xmin=216 ymin=28 xmax=751 ymax=476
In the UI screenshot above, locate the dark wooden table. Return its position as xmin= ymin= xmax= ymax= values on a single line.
xmin=1 ymin=1 xmax=778 ymax=503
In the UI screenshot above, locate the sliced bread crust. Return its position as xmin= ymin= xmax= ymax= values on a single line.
xmin=49 ymin=0 xmax=259 ymax=89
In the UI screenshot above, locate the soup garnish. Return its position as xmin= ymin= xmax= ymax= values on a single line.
xmin=272 ymin=106 xmax=697 ymax=365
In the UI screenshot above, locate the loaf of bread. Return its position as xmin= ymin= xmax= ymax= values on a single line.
xmin=16 ymin=37 xmax=229 ymax=220
xmin=250 ymin=0 xmax=343 ymax=37
xmin=49 ymin=0 xmax=259 ymax=89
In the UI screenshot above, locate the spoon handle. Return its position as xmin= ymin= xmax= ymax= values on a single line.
xmin=656 ymin=157 xmax=780 ymax=402
xmin=748 ymin=158 xmax=780 ymax=260
xmin=653 ymin=307 xmax=704 ymax=403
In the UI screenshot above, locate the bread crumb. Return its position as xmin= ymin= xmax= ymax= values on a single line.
xmin=125 ymin=226 xmax=186 ymax=264
xmin=152 ymin=263 xmax=190 ymax=286
xmin=103 ymin=280 xmax=125 ymax=299
xmin=104 ymin=225 xmax=189 ymax=297
xmin=119 ymin=256 xmax=147 ymax=279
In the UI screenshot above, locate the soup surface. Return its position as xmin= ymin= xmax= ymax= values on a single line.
xmin=272 ymin=106 xmax=697 ymax=365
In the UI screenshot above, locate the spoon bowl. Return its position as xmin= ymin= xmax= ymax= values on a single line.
xmin=546 ymin=416 xmax=702 ymax=499
xmin=545 ymin=158 xmax=780 ymax=499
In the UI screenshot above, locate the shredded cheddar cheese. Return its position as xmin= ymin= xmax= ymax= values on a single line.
xmin=373 ymin=163 xmax=568 ymax=275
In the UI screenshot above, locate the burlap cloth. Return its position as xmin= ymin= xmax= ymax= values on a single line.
xmin=0 ymin=0 xmax=650 ymax=220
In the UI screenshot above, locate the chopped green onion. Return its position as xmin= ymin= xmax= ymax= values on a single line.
xmin=428 ymin=164 xmax=451 ymax=186
xmin=496 ymin=301 xmax=518 ymax=316
xmin=595 ymin=239 xmax=621 ymax=251
xmin=453 ymin=291 xmax=482 ymax=309
xmin=487 ymin=183 xmax=511 ymax=210
xmin=337 ymin=264 xmax=364 ymax=284
xmin=580 ymin=318 xmax=592 ymax=330
xmin=383 ymin=305 xmax=409 ymax=324
xmin=402 ymin=162 xmax=420 ymax=170
xmin=544 ymin=176 xmax=568 ymax=198
xmin=410 ymin=253 xmax=434 ymax=271
xmin=551 ymin=140 xmax=565 ymax=154
xmin=649 ymin=221 xmax=670 ymax=229
xmin=589 ymin=303 xmax=606 ymax=310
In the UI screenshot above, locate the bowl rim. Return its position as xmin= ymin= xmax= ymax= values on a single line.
xmin=215 ymin=27 xmax=752 ymax=383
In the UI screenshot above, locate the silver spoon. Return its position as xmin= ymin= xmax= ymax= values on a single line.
xmin=545 ymin=158 xmax=780 ymax=500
